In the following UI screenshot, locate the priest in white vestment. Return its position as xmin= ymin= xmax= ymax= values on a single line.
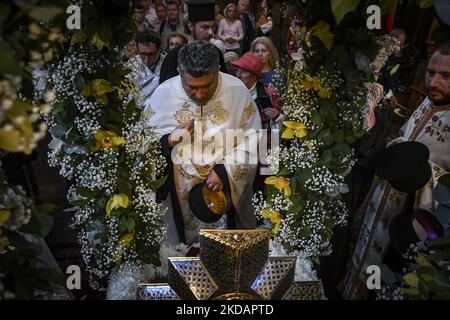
xmin=144 ymin=41 xmax=261 ymax=245
xmin=342 ymin=41 xmax=450 ymax=299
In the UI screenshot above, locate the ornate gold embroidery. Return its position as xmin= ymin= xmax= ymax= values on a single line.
xmin=194 ymin=164 xmax=213 ymax=178
xmin=199 ymin=229 xmax=271 ymax=251
xmin=143 ymin=105 xmax=155 ymax=118
xmin=232 ymin=165 xmax=248 ymax=181
xmin=174 ymin=102 xmax=194 ymax=126
xmin=194 ymin=106 xmax=202 ymax=119
xmin=208 ymin=101 xmax=229 ymax=125
xmin=178 ymin=167 xmax=194 ymax=179
xmin=243 ymin=104 xmax=255 ymax=119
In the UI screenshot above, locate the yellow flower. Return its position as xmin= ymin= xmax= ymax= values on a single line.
xmin=106 ymin=193 xmax=130 ymax=217
xmin=318 ymin=86 xmax=331 ymax=99
xmin=0 ymin=236 xmax=9 ymax=252
xmin=282 ymin=121 xmax=308 ymax=140
xmin=114 ymin=233 xmax=134 ymax=265
xmin=302 ymin=74 xmax=316 ymax=91
xmin=402 ymin=272 xmax=420 ymax=296
xmin=91 ymin=32 xmax=109 ymax=51
xmin=403 ymin=273 xmax=419 ymax=288
xmin=0 ymin=128 xmax=22 ymax=154
xmin=91 ymin=130 xmax=125 ymax=152
xmin=401 ymin=287 xmax=420 ymax=297
xmin=0 ymin=210 xmax=12 ymax=226
xmin=310 ymin=20 xmax=334 ymax=50
xmin=302 ymin=74 xmax=331 ymax=99
xmin=261 ymin=208 xmax=282 ymax=234
xmin=414 ymin=253 xmax=433 ymax=268
xmin=91 ymin=79 xmax=113 ymax=97
xmin=82 ymin=79 xmax=113 ymax=105
xmin=265 ymin=176 xmax=291 ymax=198
xmin=28 ymin=23 xmax=42 ymax=36
xmin=0 ymin=100 xmax=36 ymax=155
xmin=119 ymin=233 xmax=134 ymax=248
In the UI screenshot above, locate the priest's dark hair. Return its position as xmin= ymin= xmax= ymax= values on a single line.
xmin=134 ymin=29 xmax=162 ymax=48
xmin=436 ymin=40 xmax=450 ymax=55
xmin=177 ymin=41 xmax=219 ymax=77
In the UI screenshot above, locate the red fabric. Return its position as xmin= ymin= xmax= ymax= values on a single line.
xmin=230 ymin=52 xmax=263 ymax=78
xmin=379 ymin=12 xmax=394 ymax=35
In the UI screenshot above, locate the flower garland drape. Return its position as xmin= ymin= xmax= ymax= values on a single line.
xmin=34 ymin=1 xmax=167 ymax=290
xmin=254 ymin=0 xmax=399 ymax=260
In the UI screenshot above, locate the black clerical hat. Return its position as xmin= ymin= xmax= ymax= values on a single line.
xmin=374 ymin=141 xmax=431 ymax=193
xmin=187 ymin=0 xmax=216 ymax=23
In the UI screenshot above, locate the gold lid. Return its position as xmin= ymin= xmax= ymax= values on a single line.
xmin=201 ymin=183 xmax=227 ymax=215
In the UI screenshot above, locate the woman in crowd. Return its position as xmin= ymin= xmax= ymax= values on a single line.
xmin=217 ymin=3 xmax=244 ymax=55
xmin=153 ymin=3 xmax=167 ymax=32
xmin=250 ymin=36 xmax=285 ymax=93
xmin=166 ymin=32 xmax=188 ymax=52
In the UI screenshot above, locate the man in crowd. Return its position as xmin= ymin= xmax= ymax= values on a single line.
xmin=159 ymin=0 xmax=227 ymax=84
xmin=133 ymin=3 xmax=152 ymax=31
xmin=135 ymin=29 xmax=167 ymax=106
xmin=158 ymin=0 xmax=185 ymax=50
xmin=145 ymin=41 xmax=261 ymax=245
xmin=141 ymin=0 xmax=158 ymax=28
xmin=237 ymin=0 xmax=256 ymax=54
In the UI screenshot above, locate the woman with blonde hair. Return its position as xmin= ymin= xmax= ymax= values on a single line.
xmin=166 ymin=32 xmax=188 ymax=52
xmin=250 ymin=36 xmax=284 ymax=90
xmin=217 ymin=3 xmax=244 ymax=54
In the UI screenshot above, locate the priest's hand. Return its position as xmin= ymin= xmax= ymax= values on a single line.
xmin=168 ymin=119 xmax=194 ymax=147
xmin=206 ymin=169 xmax=223 ymax=192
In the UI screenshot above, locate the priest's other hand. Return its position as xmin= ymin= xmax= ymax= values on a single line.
xmin=206 ymin=169 xmax=223 ymax=192
xmin=168 ymin=119 xmax=194 ymax=147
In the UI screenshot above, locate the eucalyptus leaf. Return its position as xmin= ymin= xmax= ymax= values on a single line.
xmin=125 ymin=217 xmax=136 ymax=233
xmin=390 ymin=64 xmax=400 ymax=76
xmin=71 ymin=30 xmax=87 ymax=44
xmin=28 ymin=6 xmax=63 ymax=21
xmin=0 ymin=39 xmax=22 ymax=76
xmin=331 ymin=0 xmax=361 ymax=24
xmin=419 ymin=0 xmax=434 ymax=9
xmin=299 ymin=226 xmax=312 ymax=238
xmin=36 ymin=203 xmax=57 ymax=215
xmin=0 ymin=3 xmax=12 ymax=28
xmin=34 ymin=212 xmax=54 ymax=237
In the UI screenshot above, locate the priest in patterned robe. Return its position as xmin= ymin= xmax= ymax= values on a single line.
xmin=342 ymin=41 xmax=450 ymax=299
xmin=144 ymin=41 xmax=261 ymax=245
